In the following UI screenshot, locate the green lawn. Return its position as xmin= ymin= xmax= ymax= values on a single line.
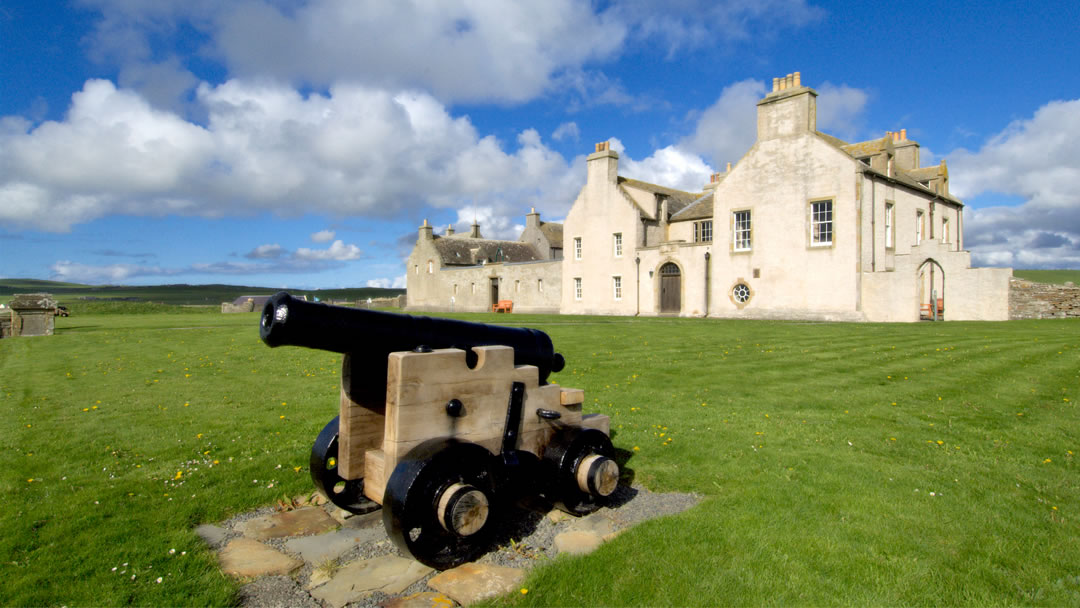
xmin=0 ymin=278 xmax=403 ymax=306
xmin=2 ymin=310 xmax=1078 ymax=606
xmin=1012 ymin=269 xmax=1080 ymax=285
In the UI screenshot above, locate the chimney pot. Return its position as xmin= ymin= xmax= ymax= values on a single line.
xmin=901 ymin=128 xmax=907 ymax=141
xmin=772 ymin=77 xmax=779 ymax=92
xmin=423 ymin=219 xmax=428 ymax=227
xmin=794 ymin=71 xmax=801 ymax=87
xmin=726 ymin=161 xmax=732 ymax=172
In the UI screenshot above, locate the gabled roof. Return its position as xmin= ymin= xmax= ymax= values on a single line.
xmin=432 ymin=236 xmax=542 ymax=266
xmin=905 ymin=166 xmax=942 ymax=182
xmin=841 ymin=137 xmax=888 ymax=158
xmin=618 ymin=177 xmax=705 ymax=216
xmin=669 ymin=192 xmax=714 ymax=221
xmin=538 ymin=221 xmax=563 ymax=247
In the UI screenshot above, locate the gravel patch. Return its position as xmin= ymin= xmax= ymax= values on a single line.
xmin=214 ymin=484 xmax=699 ymax=607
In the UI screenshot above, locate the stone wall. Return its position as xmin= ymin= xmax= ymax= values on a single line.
xmin=357 ymin=295 xmax=406 ymax=309
xmin=1009 ymin=279 xmax=1080 ymax=319
xmin=221 ymin=301 xmax=258 ymax=313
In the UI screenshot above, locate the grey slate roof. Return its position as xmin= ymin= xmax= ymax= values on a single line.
xmin=539 ymin=222 xmax=563 ymax=247
xmin=618 ymin=177 xmax=705 ymax=216
xmin=669 ymin=192 xmax=714 ymax=221
xmin=433 ymin=236 xmax=542 ymax=266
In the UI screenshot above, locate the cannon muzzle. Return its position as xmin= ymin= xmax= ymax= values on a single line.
xmin=260 ymin=291 xmax=565 ymax=384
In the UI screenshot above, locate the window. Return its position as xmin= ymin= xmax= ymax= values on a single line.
xmin=915 ymin=210 xmax=924 ymax=245
xmin=574 ymin=237 xmax=582 ymax=260
xmin=414 ymin=264 xmax=419 ymax=275
xmin=810 ymin=200 xmax=833 ymax=246
xmin=574 ymin=277 xmax=582 ymax=301
xmin=538 ymin=279 xmax=543 ymax=292
xmin=471 ymin=283 xmax=476 ymax=294
xmin=453 ymin=284 xmax=458 ymax=295
xmin=613 ymin=276 xmax=622 ymax=300
xmin=859 ymin=156 xmax=872 ymax=167
xmin=515 ymin=280 xmax=520 ymax=293
xmin=613 ymin=233 xmax=623 ymax=257
xmin=732 ymin=283 xmax=750 ymax=303
xmin=694 ymin=220 xmax=713 ymax=243
xmin=942 ymin=217 xmax=950 ymax=243
xmin=884 ymin=202 xmax=894 ymax=249
xmin=427 ymin=260 xmax=433 ymax=274
xmin=732 ymin=211 xmax=751 ymax=251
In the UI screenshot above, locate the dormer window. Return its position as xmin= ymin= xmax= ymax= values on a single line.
xmin=859 ymin=157 xmax=872 ymax=167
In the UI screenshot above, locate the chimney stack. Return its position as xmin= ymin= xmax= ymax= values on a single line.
xmin=419 ymin=219 xmax=434 ymax=241
xmin=587 ymin=140 xmax=619 ymax=184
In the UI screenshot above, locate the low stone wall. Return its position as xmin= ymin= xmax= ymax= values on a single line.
xmin=1009 ymin=278 xmax=1080 ymax=319
xmin=357 ymin=295 xmax=406 ymax=309
xmin=224 ymin=295 xmax=404 ymax=313
xmin=221 ymin=301 xmax=257 ymax=313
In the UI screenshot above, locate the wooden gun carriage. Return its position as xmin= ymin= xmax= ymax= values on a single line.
xmin=259 ymin=292 xmax=617 ymax=568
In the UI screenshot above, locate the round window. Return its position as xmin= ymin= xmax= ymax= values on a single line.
xmin=732 ymin=283 xmax=751 ymax=303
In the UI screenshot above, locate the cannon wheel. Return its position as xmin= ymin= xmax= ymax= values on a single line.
xmin=543 ymin=427 xmax=617 ymax=516
xmin=383 ymin=440 xmax=498 ymax=570
xmin=310 ymin=416 xmax=380 ymax=515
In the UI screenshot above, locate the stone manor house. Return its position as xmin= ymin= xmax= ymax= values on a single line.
xmin=407 ymin=73 xmax=1012 ymax=321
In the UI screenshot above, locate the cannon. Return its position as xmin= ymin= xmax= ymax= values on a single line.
xmin=260 ymin=292 xmax=618 ymax=569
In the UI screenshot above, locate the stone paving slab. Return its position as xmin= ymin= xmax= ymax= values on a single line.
xmin=428 ymin=563 xmax=526 ymax=607
xmin=195 ymin=523 xmax=228 ymax=547
xmin=284 ymin=526 xmax=383 ymax=565
xmin=309 ymin=555 xmax=433 ymax=608
xmin=219 ymin=538 xmax=303 ymax=578
xmin=200 ymin=485 xmax=699 ymax=607
xmin=381 ymin=591 xmax=457 ymax=608
xmin=237 ymin=506 xmax=338 ymax=540
xmin=553 ymin=530 xmax=604 ymax=556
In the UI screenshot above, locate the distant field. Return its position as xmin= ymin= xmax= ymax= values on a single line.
xmin=1012 ymin=269 xmax=1080 ymax=285
xmin=2 ymin=309 xmax=1078 ymax=606
xmin=0 ymin=278 xmax=404 ymax=306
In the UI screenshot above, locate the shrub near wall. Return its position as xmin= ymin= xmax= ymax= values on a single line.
xmin=1009 ymin=278 xmax=1080 ymax=319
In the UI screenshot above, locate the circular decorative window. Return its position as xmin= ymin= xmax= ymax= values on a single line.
xmin=732 ymin=283 xmax=751 ymax=303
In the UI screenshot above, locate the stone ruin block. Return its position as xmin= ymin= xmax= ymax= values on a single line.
xmin=6 ymin=293 xmax=58 ymax=337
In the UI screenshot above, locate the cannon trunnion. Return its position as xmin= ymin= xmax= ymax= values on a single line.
xmin=260 ymin=292 xmax=617 ymax=569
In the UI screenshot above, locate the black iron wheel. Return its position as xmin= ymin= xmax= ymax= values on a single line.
xmin=310 ymin=416 xmax=380 ymax=515
xmin=542 ymin=427 xmax=617 ymax=516
xmin=383 ymin=440 xmax=499 ymax=570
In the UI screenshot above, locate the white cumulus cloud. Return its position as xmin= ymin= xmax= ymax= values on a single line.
xmin=949 ymin=98 xmax=1080 ymax=267
xmin=310 ymin=230 xmax=335 ymax=243
xmin=366 ymin=275 xmax=407 ymax=289
xmin=295 ymin=240 xmax=364 ymax=261
xmin=0 ymin=79 xmax=582 ymax=232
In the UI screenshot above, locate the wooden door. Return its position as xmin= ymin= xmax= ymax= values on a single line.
xmin=490 ymin=278 xmax=499 ymax=308
xmin=659 ymin=263 xmax=681 ymax=313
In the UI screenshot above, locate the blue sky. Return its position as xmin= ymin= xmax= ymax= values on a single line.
xmin=2 ymin=0 xmax=1079 ymax=288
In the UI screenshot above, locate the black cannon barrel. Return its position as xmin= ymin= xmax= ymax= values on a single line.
xmin=260 ymin=291 xmax=565 ymax=384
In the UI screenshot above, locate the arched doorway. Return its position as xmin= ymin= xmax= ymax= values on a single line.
xmin=917 ymin=259 xmax=945 ymax=320
xmin=659 ymin=262 xmax=681 ymax=313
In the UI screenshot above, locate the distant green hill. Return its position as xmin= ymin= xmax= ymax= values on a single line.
xmin=0 ymin=279 xmax=404 ymax=306
xmin=1011 ymin=270 xmax=1080 ymax=285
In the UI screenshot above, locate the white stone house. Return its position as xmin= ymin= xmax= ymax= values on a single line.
xmin=406 ymin=213 xmax=563 ymax=313
xmin=409 ymin=73 xmax=1012 ymax=321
